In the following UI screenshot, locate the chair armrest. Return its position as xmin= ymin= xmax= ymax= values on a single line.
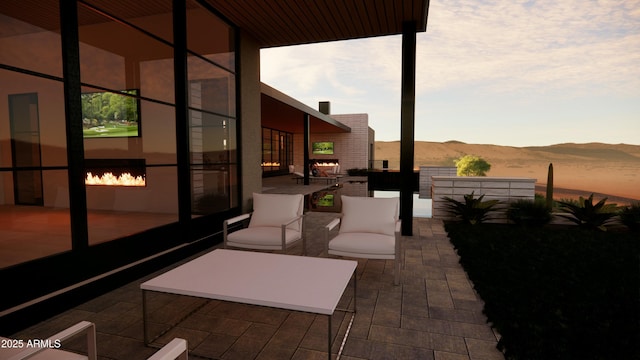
xmin=223 ymin=213 xmax=252 ymax=248
xmin=281 ymin=213 xmax=304 ymax=227
xmin=8 ymin=321 xmax=97 ymax=360
xmin=326 ymin=218 xmax=341 ymax=231
xmin=280 ymin=213 xmax=306 ymax=255
xmin=323 ymin=218 xmax=341 ymax=256
xmin=147 ymin=338 xmax=188 ymax=360
xmin=225 ymin=213 xmax=251 ymax=226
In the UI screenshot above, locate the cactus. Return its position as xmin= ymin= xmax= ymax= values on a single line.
xmin=546 ymin=163 xmax=554 ymax=210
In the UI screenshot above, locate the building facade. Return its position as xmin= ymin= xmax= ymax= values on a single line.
xmin=0 ymin=0 xmax=429 ymax=332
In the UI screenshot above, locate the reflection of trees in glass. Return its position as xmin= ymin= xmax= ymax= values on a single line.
xmin=81 ymin=90 xmax=138 ymax=127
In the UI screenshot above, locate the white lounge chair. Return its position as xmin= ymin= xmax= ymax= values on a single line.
xmin=1 ymin=321 xmax=97 ymax=360
xmin=325 ymin=195 xmax=402 ymax=285
xmin=147 ymin=338 xmax=188 ymax=360
xmin=1 ymin=322 xmax=187 ymax=360
xmin=224 ymin=193 xmax=306 ymax=255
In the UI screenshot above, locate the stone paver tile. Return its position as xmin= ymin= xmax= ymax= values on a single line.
xmin=402 ymin=316 xmax=497 ymax=341
xmin=193 ymin=333 xmax=237 ymax=358
xmin=342 ymin=337 xmax=373 ymax=358
xmin=422 ymin=244 xmax=441 ymax=264
xmin=425 ymin=278 xmax=450 ymax=292
xmin=350 ymin=314 xmax=372 ymax=339
xmin=430 ymin=333 xmax=468 ymax=354
xmin=181 ymin=313 xmax=252 ymax=336
xmin=452 ymin=298 xmax=486 ymax=313
xmin=427 ymin=290 xmax=455 ymax=308
xmin=428 ymin=306 xmax=487 ymax=325
xmin=256 ymin=327 xmax=305 ymax=360
xmin=222 ymin=323 xmax=278 ymax=360
xmin=446 ymin=274 xmax=479 ymax=302
xmin=435 ymin=351 xmax=471 ymax=360
xmin=369 ymin=324 xmax=430 ymax=348
xmin=372 ymin=309 xmax=401 ymax=327
xmin=370 ymin=341 xmax=435 ymax=360
xmin=422 ymin=265 xmax=448 ymax=280
xmin=465 ymin=338 xmax=504 ymax=360
xmin=96 ymin=333 xmax=157 ymax=360
xmin=291 ymin=348 xmax=328 ymax=360
xmin=279 ymin=311 xmax=315 ymax=332
xmin=402 ymin=289 xmax=429 ymax=318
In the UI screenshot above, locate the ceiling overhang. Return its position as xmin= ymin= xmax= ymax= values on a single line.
xmin=261 ymin=83 xmax=350 ymax=134
xmin=205 ymin=0 xmax=430 ymax=48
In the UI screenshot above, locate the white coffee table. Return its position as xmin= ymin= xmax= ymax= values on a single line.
xmin=141 ymin=249 xmax=357 ymax=359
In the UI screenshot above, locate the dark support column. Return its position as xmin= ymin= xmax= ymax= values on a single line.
xmin=60 ymin=0 xmax=88 ymax=250
xmin=173 ymin=0 xmax=191 ymax=233
xmin=303 ymin=113 xmax=310 ymax=185
xmin=400 ymin=22 xmax=417 ymax=236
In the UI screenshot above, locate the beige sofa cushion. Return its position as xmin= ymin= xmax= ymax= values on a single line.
xmin=328 ymin=232 xmax=395 ymax=258
xmin=339 ymin=196 xmax=398 ymax=236
xmin=248 ymin=193 xmax=303 ymax=231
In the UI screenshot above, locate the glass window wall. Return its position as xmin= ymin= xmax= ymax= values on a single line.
xmin=186 ymin=0 xmax=237 ymax=216
xmin=78 ymin=1 xmax=179 ymax=244
xmin=0 ymin=0 xmax=71 ymax=269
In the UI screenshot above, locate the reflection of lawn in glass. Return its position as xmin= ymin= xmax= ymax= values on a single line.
xmin=313 ymin=150 xmax=333 ymax=155
xmin=83 ymin=125 xmax=138 ymax=138
xmin=317 ymin=194 xmax=334 ymax=207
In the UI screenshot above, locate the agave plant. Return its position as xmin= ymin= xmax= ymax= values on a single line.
xmin=557 ymin=194 xmax=618 ymax=231
xmin=618 ymin=202 xmax=640 ymax=232
xmin=442 ymin=192 xmax=500 ymax=225
xmin=507 ymin=198 xmax=552 ymax=227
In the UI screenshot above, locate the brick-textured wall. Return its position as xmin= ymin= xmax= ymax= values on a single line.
xmin=293 ymin=113 xmax=372 ymax=174
xmin=432 ymin=176 xmax=536 ymax=222
xmin=419 ymin=166 xmax=457 ymax=198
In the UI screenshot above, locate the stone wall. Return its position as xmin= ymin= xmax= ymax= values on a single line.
xmin=432 ymin=176 xmax=536 ymax=222
xmin=418 ymin=166 xmax=457 ymax=198
xmin=293 ymin=113 xmax=372 ymax=174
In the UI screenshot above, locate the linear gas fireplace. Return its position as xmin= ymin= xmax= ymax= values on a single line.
xmin=85 ymin=158 xmax=146 ymax=186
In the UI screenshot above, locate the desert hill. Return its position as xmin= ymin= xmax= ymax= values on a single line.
xmin=374 ymin=141 xmax=640 ymax=202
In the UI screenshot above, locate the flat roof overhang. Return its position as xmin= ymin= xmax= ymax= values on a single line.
xmin=1 ymin=1 xmax=429 ymax=49
xmin=261 ymin=83 xmax=350 ymax=134
xmin=206 ymin=0 xmax=430 ymax=48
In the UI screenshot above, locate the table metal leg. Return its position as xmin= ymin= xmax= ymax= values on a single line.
xmin=328 ymin=315 xmax=332 ymax=360
xmin=331 ymin=270 xmax=357 ymax=360
xmin=142 ymin=290 xmax=149 ymax=346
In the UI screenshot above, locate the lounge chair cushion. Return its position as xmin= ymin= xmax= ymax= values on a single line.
xmin=227 ymin=227 xmax=302 ymax=250
xmin=339 ymin=196 xmax=398 ymax=236
xmin=248 ymin=193 xmax=303 ymax=231
xmin=328 ymin=232 xmax=395 ymax=259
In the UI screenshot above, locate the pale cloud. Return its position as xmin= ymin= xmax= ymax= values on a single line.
xmin=260 ymin=0 xmax=640 ymax=145
xmin=415 ymin=0 xmax=640 ymax=96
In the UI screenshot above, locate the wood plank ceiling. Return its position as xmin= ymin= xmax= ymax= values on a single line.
xmin=205 ymin=0 xmax=429 ymax=48
xmin=0 ymin=0 xmax=429 ymax=48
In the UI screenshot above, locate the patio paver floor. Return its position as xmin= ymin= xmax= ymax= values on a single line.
xmin=10 ymin=213 xmax=503 ymax=360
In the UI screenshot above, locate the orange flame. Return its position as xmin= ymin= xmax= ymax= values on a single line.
xmin=85 ymin=172 xmax=145 ymax=186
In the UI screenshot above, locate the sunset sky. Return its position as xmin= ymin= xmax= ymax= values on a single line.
xmin=261 ymin=0 xmax=640 ymax=147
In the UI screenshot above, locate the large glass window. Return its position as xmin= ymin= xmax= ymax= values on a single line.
xmin=186 ymin=0 xmax=237 ymax=216
xmin=262 ymin=128 xmax=293 ymax=174
xmin=0 ymin=0 xmax=71 ymax=268
xmin=78 ymin=1 xmax=179 ymax=244
xmin=0 ymin=0 xmax=240 ymax=266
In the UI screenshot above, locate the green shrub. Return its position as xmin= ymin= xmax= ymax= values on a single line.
xmin=557 ymin=194 xmax=618 ymax=231
xmin=507 ymin=199 xmax=552 ymax=227
xmin=619 ymin=202 xmax=640 ymax=232
xmin=442 ymin=192 xmax=500 ymax=225
xmin=445 ymin=222 xmax=639 ymax=360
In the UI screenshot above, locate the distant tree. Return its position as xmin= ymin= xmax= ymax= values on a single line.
xmin=454 ymin=155 xmax=491 ymax=176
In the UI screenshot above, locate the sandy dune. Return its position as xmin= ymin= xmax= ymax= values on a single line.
xmin=374 ymin=141 xmax=640 ymax=204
